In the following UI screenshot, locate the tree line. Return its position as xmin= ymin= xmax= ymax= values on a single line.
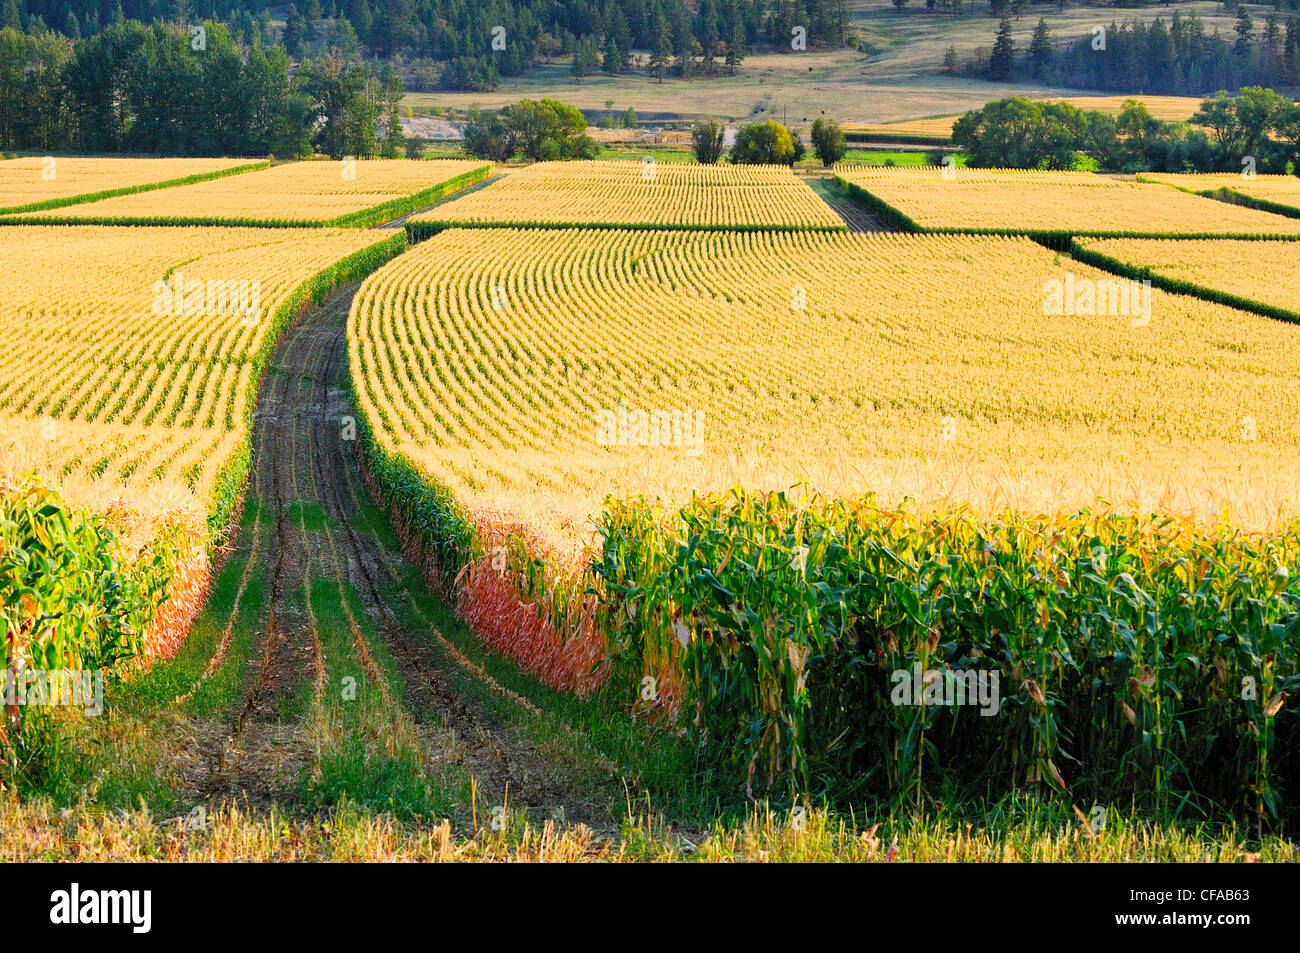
xmin=2 ymin=0 xmax=853 ymax=92
xmin=961 ymin=10 xmax=1300 ymax=95
xmin=0 ymin=19 xmax=403 ymax=156
xmin=952 ymin=89 xmax=1300 ymax=174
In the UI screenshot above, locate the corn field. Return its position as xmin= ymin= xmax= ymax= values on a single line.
xmin=5 ymin=160 xmax=491 ymax=228
xmin=0 ymin=224 xmax=399 ymax=540
xmin=834 ymin=166 xmax=1300 ymax=238
xmin=349 ymin=226 xmax=1300 ymax=545
xmin=1 ymin=154 xmax=1297 ymax=839
xmin=347 ymin=222 xmax=1300 ymax=820
xmin=0 ymin=156 xmax=265 ymax=216
xmin=1072 ymin=237 xmax=1300 ymax=324
xmin=411 ymin=161 xmax=845 ymax=232
xmin=1137 ymin=172 xmax=1300 ymax=219
xmin=594 ymin=491 xmax=1299 ymax=823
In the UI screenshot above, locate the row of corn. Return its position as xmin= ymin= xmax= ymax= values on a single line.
xmin=591 ymin=489 xmax=1299 ymax=823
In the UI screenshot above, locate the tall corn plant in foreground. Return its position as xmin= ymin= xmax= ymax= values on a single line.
xmin=0 ymin=479 xmax=176 ymax=789
xmin=594 ymin=489 xmax=1300 ymax=825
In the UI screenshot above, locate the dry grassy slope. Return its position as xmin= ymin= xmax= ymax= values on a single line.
xmin=407 ymin=1 xmax=1253 ymax=123
xmin=408 ymin=50 xmax=1081 ymax=124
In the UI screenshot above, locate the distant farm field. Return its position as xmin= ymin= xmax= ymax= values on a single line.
xmin=835 ymin=166 xmax=1300 ymax=238
xmin=4 ymin=159 xmax=491 ymax=227
xmin=411 ymin=161 xmax=845 ymax=232
xmin=1047 ymin=94 xmax=1204 ymax=120
xmin=843 ymin=115 xmax=960 ymax=142
xmin=404 ymin=50 xmax=1075 ymax=125
xmin=0 ymin=156 xmax=266 ymax=214
xmin=1073 ymin=236 xmax=1300 ymax=323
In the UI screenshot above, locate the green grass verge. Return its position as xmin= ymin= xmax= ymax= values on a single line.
xmin=299 ymin=572 xmax=468 ymax=821
xmin=205 ymin=230 xmax=408 ymax=548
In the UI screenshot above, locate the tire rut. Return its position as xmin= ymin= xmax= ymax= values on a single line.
xmin=304 ymin=311 xmax=600 ymax=825
xmin=184 ymin=279 xmax=599 ymax=827
xmin=375 ymin=172 xmax=510 ymax=230
xmin=191 ymin=301 xmax=329 ymax=807
xmin=803 ymin=173 xmax=893 ymax=233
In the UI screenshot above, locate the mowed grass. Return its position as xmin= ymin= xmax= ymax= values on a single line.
xmin=454 ymin=144 xmax=955 ymax=168
xmin=406 ymin=50 xmax=1082 ymax=123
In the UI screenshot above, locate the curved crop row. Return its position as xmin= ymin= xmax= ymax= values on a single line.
xmin=0 ymin=225 xmax=396 ymax=536
xmin=350 ymin=226 xmax=1300 ymax=538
